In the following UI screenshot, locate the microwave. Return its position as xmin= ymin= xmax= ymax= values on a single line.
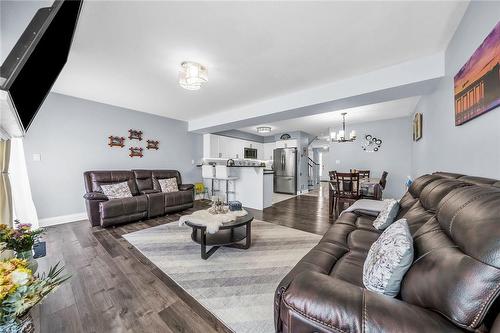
xmin=244 ymin=147 xmax=258 ymax=159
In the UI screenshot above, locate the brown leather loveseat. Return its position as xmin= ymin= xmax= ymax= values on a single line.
xmin=83 ymin=169 xmax=194 ymax=227
xmin=275 ymin=172 xmax=500 ymax=332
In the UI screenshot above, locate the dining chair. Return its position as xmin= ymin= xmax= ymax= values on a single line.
xmin=379 ymin=171 xmax=388 ymax=189
xmin=356 ymin=170 xmax=370 ymax=179
xmin=328 ymin=171 xmax=338 ymax=216
xmin=333 ymin=172 xmax=360 ymax=216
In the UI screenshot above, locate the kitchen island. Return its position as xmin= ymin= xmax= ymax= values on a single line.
xmin=201 ymin=159 xmax=273 ymax=210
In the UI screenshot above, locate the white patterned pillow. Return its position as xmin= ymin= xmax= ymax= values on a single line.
xmin=373 ymin=199 xmax=399 ymax=230
xmin=158 ymin=178 xmax=179 ymax=193
xmin=101 ymin=182 xmax=132 ymax=199
xmin=363 ymin=219 xmax=413 ymax=297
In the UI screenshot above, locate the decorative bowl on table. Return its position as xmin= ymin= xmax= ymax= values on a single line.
xmin=208 ymin=198 xmax=229 ymax=215
xmin=228 ymin=201 xmax=242 ymax=211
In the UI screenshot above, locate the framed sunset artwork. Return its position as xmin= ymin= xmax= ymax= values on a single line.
xmin=454 ymin=21 xmax=500 ymax=126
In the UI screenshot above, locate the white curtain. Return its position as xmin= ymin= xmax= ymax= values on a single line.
xmin=0 ymin=139 xmax=13 ymax=227
xmin=9 ymin=138 xmax=39 ymax=228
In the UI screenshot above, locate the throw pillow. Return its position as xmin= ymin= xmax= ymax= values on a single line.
xmin=363 ymin=219 xmax=414 ymax=297
xmin=158 ymin=178 xmax=179 ymax=193
xmin=101 ymin=182 xmax=132 ymax=199
xmin=373 ymin=199 xmax=399 ymax=230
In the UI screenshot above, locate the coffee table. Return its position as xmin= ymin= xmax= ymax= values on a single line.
xmin=185 ymin=212 xmax=254 ymax=259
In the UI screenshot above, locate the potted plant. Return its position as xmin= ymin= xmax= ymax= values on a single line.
xmin=0 ymin=223 xmax=43 ymax=273
xmin=0 ymin=258 xmax=69 ymax=332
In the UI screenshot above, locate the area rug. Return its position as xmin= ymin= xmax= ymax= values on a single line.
xmin=123 ymin=220 xmax=321 ymax=333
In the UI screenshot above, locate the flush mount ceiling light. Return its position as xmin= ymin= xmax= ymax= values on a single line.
xmin=179 ymin=61 xmax=208 ymax=90
xmin=256 ymin=126 xmax=272 ymax=134
xmin=329 ymin=112 xmax=356 ymax=143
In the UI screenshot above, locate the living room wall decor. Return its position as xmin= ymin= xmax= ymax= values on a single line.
xmin=361 ymin=134 xmax=382 ymax=152
xmin=108 ymin=136 xmax=125 ymax=148
xmin=146 ymin=140 xmax=159 ymax=150
xmin=454 ymin=21 xmax=499 ymax=126
xmin=129 ymin=147 xmax=143 ymax=158
xmin=413 ymin=113 xmax=422 ymax=141
xmin=128 ymin=129 xmax=143 ymax=140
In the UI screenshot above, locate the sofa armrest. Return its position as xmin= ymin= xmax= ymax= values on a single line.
xmin=179 ymin=184 xmax=194 ymax=191
xmin=83 ymin=192 xmax=108 ymax=201
xmin=280 ymin=271 xmax=463 ymax=333
xmin=141 ymin=189 xmax=160 ymax=194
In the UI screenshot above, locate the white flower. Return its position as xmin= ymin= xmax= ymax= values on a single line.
xmin=11 ymin=269 xmax=30 ymax=285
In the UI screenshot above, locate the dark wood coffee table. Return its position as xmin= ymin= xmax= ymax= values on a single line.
xmin=185 ymin=212 xmax=254 ymax=259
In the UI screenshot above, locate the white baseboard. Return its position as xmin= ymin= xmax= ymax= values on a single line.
xmin=38 ymin=212 xmax=87 ymax=227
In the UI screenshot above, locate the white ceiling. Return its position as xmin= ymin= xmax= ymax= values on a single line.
xmin=239 ymin=96 xmax=421 ymax=137
xmin=52 ymin=1 xmax=468 ymax=121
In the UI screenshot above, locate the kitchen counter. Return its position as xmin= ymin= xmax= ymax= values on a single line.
xmin=197 ymin=165 xmax=266 ymax=168
xmin=202 ymin=165 xmax=273 ymax=210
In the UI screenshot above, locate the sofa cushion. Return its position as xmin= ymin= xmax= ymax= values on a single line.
xmin=401 ymin=186 xmax=500 ymax=330
xmin=408 ymin=174 xmax=441 ymax=198
xmin=101 ymin=181 xmax=133 ymax=199
xmin=419 ymin=178 xmax=470 ymax=213
xmin=363 ymin=219 xmax=413 ymax=297
xmin=373 ymin=199 xmax=399 ymax=230
xmin=99 ymin=195 xmax=148 ymax=219
xmin=158 ymin=178 xmax=179 ymax=193
xmin=84 ymin=171 xmax=139 ymax=196
xmin=152 ymin=170 xmax=182 ymax=190
xmin=164 ymin=190 xmax=193 ymax=207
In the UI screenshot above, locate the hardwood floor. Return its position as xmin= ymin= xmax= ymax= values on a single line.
xmin=32 ymin=184 xmax=333 ymax=333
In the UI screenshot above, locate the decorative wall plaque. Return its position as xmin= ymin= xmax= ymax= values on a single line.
xmin=146 ymin=140 xmax=159 ymax=150
xmin=362 ymin=134 xmax=382 ymax=152
xmin=129 ymin=147 xmax=143 ymax=158
xmin=108 ymin=136 xmax=125 ymax=148
xmin=128 ymin=129 xmax=143 ymax=141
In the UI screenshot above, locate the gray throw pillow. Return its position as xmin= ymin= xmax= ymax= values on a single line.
xmin=158 ymin=178 xmax=179 ymax=193
xmin=363 ymin=218 xmax=413 ymax=297
xmin=101 ymin=182 xmax=132 ymax=199
xmin=373 ymin=199 xmax=399 ymax=230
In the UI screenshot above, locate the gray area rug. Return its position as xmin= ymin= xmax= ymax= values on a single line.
xmin=123 ymin=220 xmax=321 ymax=333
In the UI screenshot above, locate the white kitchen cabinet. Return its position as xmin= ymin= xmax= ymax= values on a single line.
xmin=218 ymin=136 xmax=235 ymax=158
xmin=275 ymin=139 xmax=298 ymax=149
xmin=263 ymin=142 xmax=275 ymax=160
xmin=203 ymin=134 xmax=221 ymax=158
xmin=204 ymin=134 xmax=267 ymax=159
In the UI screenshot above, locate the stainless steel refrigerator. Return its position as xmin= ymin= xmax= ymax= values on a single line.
xmin=273 ymin=148 xmax=297 ymax=194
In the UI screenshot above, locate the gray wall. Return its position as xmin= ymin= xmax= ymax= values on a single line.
xmin=411 ymin=1 xmax=500 ymax=179
xmin=321 ymin=117 xmax=412 ymax=199
xmin=24 ymin=93 xmax=202 ymax=219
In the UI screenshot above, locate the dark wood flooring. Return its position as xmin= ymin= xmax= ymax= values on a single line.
xmin=32 ymin=184 xmax=333 ymax=333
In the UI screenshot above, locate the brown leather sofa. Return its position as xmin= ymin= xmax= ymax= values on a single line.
xmin=83 ymin=170 xmax=194 ymax=227
xmin=275 ymin=172 xmax=500 ymax=333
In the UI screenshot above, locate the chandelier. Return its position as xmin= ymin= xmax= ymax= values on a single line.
xmin=256 ymin=126 xmax=271 ymax=133
xmin=330 ymin=112 xmax=356 ymax=143
xmin=179 ymin=61 xmax=208 ymax=90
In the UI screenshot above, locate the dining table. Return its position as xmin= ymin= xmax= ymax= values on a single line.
xmin=328 ymin=177 xmax=382 ymax=216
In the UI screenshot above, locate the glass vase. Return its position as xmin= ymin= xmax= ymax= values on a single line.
xmin=16 ymin=249 xmax=38 ymax=273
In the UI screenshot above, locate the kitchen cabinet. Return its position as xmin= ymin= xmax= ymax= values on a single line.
xmin=204 ymin=134 xmax=266 ymax=159
xmin=275 ymin=139 xmax=298 ymax=149
xmin=263 ymin=142 xmax=275 ymax=160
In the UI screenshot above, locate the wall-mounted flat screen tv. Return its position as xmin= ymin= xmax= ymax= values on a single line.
xmin=0 ymin=0 xmax=83 ymax=133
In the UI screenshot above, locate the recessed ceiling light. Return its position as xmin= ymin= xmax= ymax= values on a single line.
xmin=179 ymin=61 xmax=208 ymax=90
xmin=256 ymin=126 xmax=272 ymax=133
